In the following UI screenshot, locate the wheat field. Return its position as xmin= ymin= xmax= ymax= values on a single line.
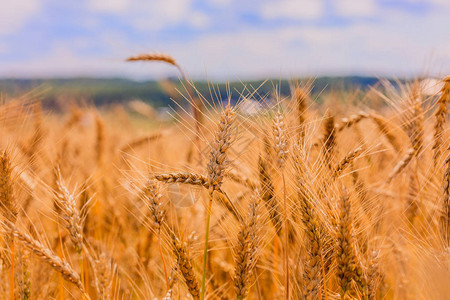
xmin=0 ymin=67 xmax=449 ymax=300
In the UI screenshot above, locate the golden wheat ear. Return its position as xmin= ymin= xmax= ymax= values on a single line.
xmin=171 ymin=234 xmax=201 ymax=300
xmin=233 ymin=193 xmax=260 ymax=300
xmin=432 ymin=76 xmax=450 ymax=163
xmin=440 ymin=154 xmax=450 ymax=245
xmin=53 ymin=167 xmax=83 ymax=253
xmin=126 ymin=53 xmax=178 ymax=66
xmin=3 ymin=222 xmax=86 ymax=295
xmin=335 ymin=189 xmax=367 ymax=299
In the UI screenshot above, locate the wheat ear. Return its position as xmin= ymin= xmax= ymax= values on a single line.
xmin=386 ymin=148 xmax=415 ymax=184
xmin=294 ymin=87 xmax=308 ymax=127
xmin=258 ymin=156 xmax=282 ymax=235
xmin=369 ymin=114 xmax=400 ymax=150
xmin=172 ymin=235 xmax=201 ymax=300
xmin=126 ymin=52 xmax=203 ymax=162
xmin=293 ymin=152 xmax=326 ymax=299
xmin=53 ymin=168 xmax=83 ymax=253
xmin=6 ymin=223 xmax=86 ymax=295
xmin=141 ymin=180 xmax=169 ymax=288
xmin=323 ymin=114 xmax=336 ymax=168
xmin=126 ymin=53 xmax=177 ymax=65
xmin=333 ymin=146 xmax=364 ymax=178
xmin=0 ymin=151 xmax=17 ymax=300
xmin=119 ymin=133 xmax=162 ymax=154
xmin=154 ymin=173 xmax=210 ymax=187
xmin=336 ymin=190 xmax=367 ymax=299
xmin=201 ymin=104 xmax=236 ymax=300
xmin=440 ymin=155 xmax=450 ymax=246
xmin=405 ymin=85 xmax=424 ymax=157
xmin=335 ymin=111 xmax=369 ymax=132
xmin=234 ymin=193 xmax=260 ymax=300
xmin=432 ymin=77 xmax=450 ymax=163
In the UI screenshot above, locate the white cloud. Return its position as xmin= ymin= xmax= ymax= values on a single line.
xmin=2 ymin=0 xmax=449 ymax=79
xmin=260 ymin=0 xmax=324 ymax=20
xmin=189 ymin=11 xmax=210 ymax=29
xmin=88 ymin=0 xmax=129 ymax=13
xmin=334 ymin=0 xmax=377 ymax=17
xmin=86 ymin=0 xmax=207 ymax=31
xmin=209 ymin=0 xmax=233 ymax=6
xmin=0 ymin=0 xmax=41 ymax=35
xmin=430 ymin=0 xmax=450 ymax=8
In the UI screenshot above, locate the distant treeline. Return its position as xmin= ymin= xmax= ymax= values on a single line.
xmin=0 ymin=76 xmax=393 ymax=107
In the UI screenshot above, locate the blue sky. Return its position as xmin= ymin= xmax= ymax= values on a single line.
xmin=0 ymin=0 xmax=449 ymax=80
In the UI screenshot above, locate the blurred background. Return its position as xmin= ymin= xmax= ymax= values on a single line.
xmin=1 ymin=0 xmax=449 ymax=105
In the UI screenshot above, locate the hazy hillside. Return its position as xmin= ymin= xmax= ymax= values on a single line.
xmin=0 ymin=76 xmax=390 ymax=107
